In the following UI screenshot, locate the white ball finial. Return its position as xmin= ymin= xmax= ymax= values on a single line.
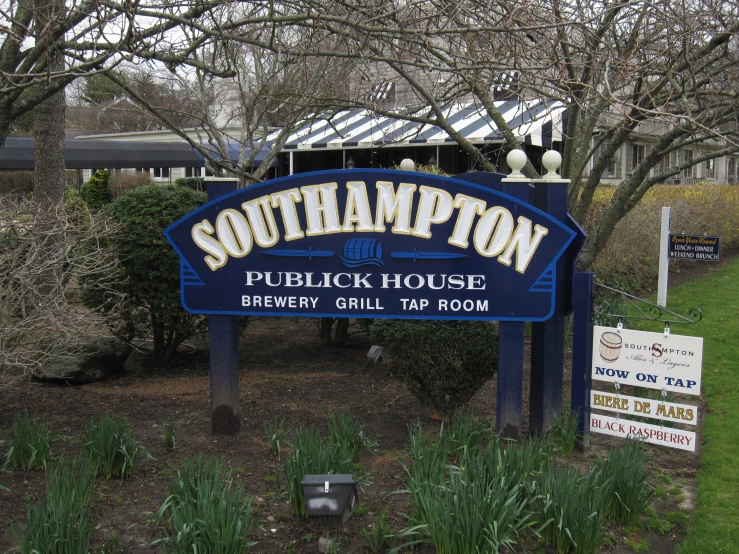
xmin=542 ymin=150 xmax=563 ymax=180
xmin=399 ymin=158 xmax=416 ymax=172
xmin=506 ymin=149 xmax=527 ymax=178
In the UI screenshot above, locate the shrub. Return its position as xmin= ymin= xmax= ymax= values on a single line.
xmin=283 ymin=427 xmax=354 ymax=518
xmin=83 ymin=413 xmax=145 ymax=478
xmin=175 ymin=177 xmax=205 ymax=192
xmin=13 ymin=456 xmax=95 ymax=554
xmin=0 ymin=170 xmax=34 ymax=196
xmin=587 ymin=184 xmax=739 ymax=288
xmin=82 ymin=185 xmax=207 ymax=360
xmin=155 ymin=456 xmax=255 ymax=554
xmin=370 ymin=319 xmax=498 ymax=415
xmin=599 ymin=441 xmax=654 ymax=523
xmin=5 ymin=412 xmax=53 ymax=470
xmin=119 ymin=171 xmax=154 ymax=195
xmin=80 ymin=169 xmax=112 ymax=209
xmin=0 ymin=195 xmax=120 ymax=373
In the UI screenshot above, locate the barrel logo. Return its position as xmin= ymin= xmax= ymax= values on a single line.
xmin=599 ymin=331 xmax=623 ymax=362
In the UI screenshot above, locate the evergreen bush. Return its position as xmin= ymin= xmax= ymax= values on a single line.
xmin=0 ymin=170 xmax=34 ymax=195
xmin=175 ymin=177 xmax=205 ymax=192
xmin=82 ymin=185 xmax=207 ymax=360
xmin=80 ymin=169 xmax=112 ymax=209
xmin=370 ymin=320 xmax=498 ymax=415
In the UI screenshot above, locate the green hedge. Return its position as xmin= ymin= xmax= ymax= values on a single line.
xmin=175 ymin=177 xmax=205 ymax=192
xmin=82 ymin=185 xmax=207 ymax=360
xmin=80 ymin=170 xmax=112 ymax=209
xmin=370 ymin=320 xmax=498 ymax=415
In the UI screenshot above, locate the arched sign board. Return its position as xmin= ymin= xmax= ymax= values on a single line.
xmin=165 ymin=169 xmax=576 ymax=322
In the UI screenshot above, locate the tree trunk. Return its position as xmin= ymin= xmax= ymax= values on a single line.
xmin=33 ymin=0 xmax=66 ymax=203
xmin=334 ymin=319 xmax=349 ymax=344
xmin=319 ymin=318 xmax=334 ymax=345
xmin=151 ymin=312 xmax=164 ymax=358
xmin=319 ymin=318 xmax=350 ymax=345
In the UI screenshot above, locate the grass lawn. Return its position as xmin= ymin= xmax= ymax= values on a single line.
xmin=632 ymin=258 xmax=739 ymax=553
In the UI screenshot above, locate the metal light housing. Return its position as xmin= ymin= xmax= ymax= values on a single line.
xmin=301 ymin=474 xmax=358 ymax=526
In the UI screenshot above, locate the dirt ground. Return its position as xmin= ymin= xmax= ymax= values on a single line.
xmin=3 ymin=251 xmax=733 ymax=553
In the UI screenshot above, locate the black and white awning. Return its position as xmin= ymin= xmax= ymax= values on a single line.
xmin=271 ymin=99 xmax=564 ymax=150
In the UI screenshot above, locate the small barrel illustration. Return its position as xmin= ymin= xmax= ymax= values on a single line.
xmin=341 ymin=238 xmax=384 ymax=268
xmin=599 ymin=332 xmax=623 ymax=362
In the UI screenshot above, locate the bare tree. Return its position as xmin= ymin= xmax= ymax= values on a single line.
xmin=101 ymin=6 xmax=356 ymax=185
xmin=5 ymin=0 xmax=735 ymax=267
xmin=0 ymin=0 xmax=232 ymax=144
xmin=32 ymin=0 xmax=66 ymax=202
xmin=216 ymin=0 xmax=738 ymax=268
xmin=0 ymin=196 xmax=120 ymax=379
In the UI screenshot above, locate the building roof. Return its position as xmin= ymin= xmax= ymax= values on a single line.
xmin=0 ymin=138 xmax=274 ymax=170
xmin=270 ymin=99 xmax=564 ymax=150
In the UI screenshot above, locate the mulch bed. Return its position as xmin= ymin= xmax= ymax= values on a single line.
xmin=0 ymin=315 xmax=700 ymax=553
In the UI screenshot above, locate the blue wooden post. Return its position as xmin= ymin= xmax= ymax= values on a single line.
xmin=571 ymin=270 xmax=595 ymax=449
xmin=497 ymin=322 xmax=525 ymax=438
xmin=497 ymin=153 xmax=531 ymax=439
xmin=529 ymin=154 xmax=570 ymax=435
xmin=206 ymin=179 xmax=241 ymax=435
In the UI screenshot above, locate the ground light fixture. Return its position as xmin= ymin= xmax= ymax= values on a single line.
xmin=301 ymin=474 xmax=358 ymax=526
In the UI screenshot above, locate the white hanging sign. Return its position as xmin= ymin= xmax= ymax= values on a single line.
xmin=590 ymin=414 xmax=696 ymax=451
xmin=592 ymin=325 xmax=703 ymax=395
xmin=590 ymin=391 xmax=698 ymax=426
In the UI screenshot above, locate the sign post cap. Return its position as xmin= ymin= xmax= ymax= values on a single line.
xmin=399 ymin=158 xmax=415 ymax=172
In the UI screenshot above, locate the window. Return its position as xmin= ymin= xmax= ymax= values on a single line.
xmin=682 ymin=150 xmax=695 ymax=178
xmin=704 ymin=157 xmax=715 ymax=179
xmin=595 ymin=141 xmax=622 ymax=179
xmin=626 ymin=143 xmax=647 ymax=174
xmin=185 ymin=167 xmax=201 ymax=178
xmin=151 ymin=167 xmax=170 ymax=179
xmin=658 ymin=151 xmax=680 ymax=175
xmin=729 ymin=158 xmax=736 ymax=183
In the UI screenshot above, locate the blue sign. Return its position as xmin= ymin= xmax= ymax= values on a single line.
xmin=165 ymin=170 xmax=576 ymax=321
xmin=668 ymin=234 xmax=720 ymax=261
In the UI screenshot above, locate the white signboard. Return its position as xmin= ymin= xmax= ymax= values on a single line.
xmin=592 ymin=326 xmax=703 ymax=395
xmin=590 ymin=414 xmax=696 ymax=451
xmin=590 ymin=391 xmax=698 ymax=426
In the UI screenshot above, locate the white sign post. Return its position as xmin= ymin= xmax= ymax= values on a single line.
xmin=657 ymin=206 xmax=671 ymax=307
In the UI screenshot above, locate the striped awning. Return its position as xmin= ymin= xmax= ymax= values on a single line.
xmin=270 ymin=99 xmax=564 ymax=150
